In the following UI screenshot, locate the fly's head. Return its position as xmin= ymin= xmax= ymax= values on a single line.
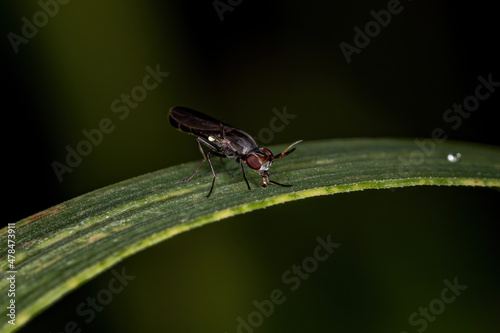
xmin=245 ymin=140 xmax=303 ymax=188
xmin=245 ymin=148 xmax=274 ymax=188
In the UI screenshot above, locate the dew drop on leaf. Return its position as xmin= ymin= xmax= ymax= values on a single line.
xmin=447 ymin=153 xmax=461 ymax=163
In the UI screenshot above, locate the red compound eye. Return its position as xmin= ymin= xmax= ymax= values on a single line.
xmin=246 ymin=154 xmax=261 ymax=170
xmin=262 ymin=148 xmax=272 ymax=156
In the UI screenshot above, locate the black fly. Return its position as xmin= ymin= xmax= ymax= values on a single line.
xmin=168 ymin=106 xmax=302 ymax=197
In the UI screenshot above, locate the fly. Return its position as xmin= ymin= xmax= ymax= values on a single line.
xmin=168 ymin=106 xmax=302 ymax=197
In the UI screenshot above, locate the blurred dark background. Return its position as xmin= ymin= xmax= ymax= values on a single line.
xmin=2 ymin=1 xmax=499 ymax=332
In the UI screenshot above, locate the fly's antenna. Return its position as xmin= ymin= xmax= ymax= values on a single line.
xmin=274 ymin=140 xmax=303 ymax=159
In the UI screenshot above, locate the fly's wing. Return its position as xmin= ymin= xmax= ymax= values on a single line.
xmin=168 ymin=106 xmax=259 ymax=155
xmin=169 ymin=106 xmax=232 ymax=140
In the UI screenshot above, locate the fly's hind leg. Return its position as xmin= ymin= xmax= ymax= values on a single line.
xmin=183 ymin=139 xmax=208 ymax=182
xmin=184 ymin=137 xmax=226 ymax=197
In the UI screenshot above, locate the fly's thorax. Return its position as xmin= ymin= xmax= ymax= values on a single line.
xmin=223 ymin=128 xmax=258 ymax=154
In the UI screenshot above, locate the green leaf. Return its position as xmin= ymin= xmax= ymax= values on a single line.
xmin=1 ymin=138 xmax=500 ymax=332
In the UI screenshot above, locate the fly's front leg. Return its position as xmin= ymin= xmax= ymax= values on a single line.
xmin=268 ymin=177 xmax=293 ymax=188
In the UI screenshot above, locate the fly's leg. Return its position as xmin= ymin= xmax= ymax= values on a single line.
xmin=269 ymin=179 xmax=293 ymax=187
xmin=204 ymin=150 xmax=227 ymax=197
xmin=183 ymin=139 xmax=208 ymax=182
xmin=239 ymin=161 xmax=251 ymax=191
xmin=184 ymin=138 xmax=226 ymax=197
xmin=265 ymin=173 xmax=293 ymax=188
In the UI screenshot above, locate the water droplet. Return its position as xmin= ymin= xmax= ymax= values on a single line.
xmin=447 ymin=153 xmax=461 ymax=163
